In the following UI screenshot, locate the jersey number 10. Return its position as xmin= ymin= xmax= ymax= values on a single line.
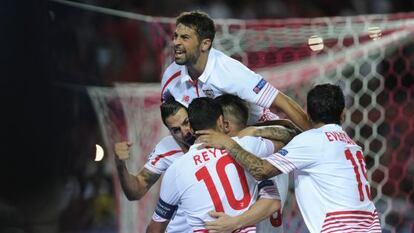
xmin=345 ymin=149 xmax=372 ymax=201
xmin=195 ymin=155 xmax=251 ymax=212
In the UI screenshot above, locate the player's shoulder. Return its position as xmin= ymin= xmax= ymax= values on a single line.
xmin=150 ymin=136 xmax=183 ymax=156
xmin=211 ymin=48 xmax=247 ymax=69
xmin=290 ymin=129 xmax=317 ymax=143
xmin=161 ymin=62 xmax=183 ymax=84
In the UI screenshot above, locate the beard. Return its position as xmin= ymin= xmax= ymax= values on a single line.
xmin=174 ymin=47 xmax=200 ymax=66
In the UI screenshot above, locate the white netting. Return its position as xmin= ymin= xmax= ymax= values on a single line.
xmin=88 ymin=85 xmax=168 ymax=233
xmin=58 ymin=1 xmax=414 ymax=231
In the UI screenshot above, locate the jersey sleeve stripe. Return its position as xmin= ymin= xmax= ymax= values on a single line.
xmin=256 ymin=84 xmax=271 ymax=107
xmin=150 ymin=149 xmax=182 ymax=165
xmin=256 ymin=84 xmax=278 ymax=108
xmin=144 ymin=163 xmax=163 ymax=174
xmin=265 ymin=154 xmax=297 ymax=173
xmin=262 ymin=88 xmax=278 ymax=108
xmin=161 ymin=71 xmax=181 ymax=98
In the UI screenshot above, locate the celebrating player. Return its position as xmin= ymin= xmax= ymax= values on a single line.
xmin=197 ymin=84 xmax=381 ymax=233
xmin=161 ymin=11 xmax=310 ymax=130
xmin=146 ymin=97 xmax=285 ymax=233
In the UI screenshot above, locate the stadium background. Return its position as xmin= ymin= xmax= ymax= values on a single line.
xmin=1 ymin=0 xmax=414 ymax=233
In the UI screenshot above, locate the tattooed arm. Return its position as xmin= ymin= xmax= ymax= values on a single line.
xmin=237 ymin=125 xmax=296 ymax=144
xmin=196 ymin=129 xmax=281 ymax=180
xmin=115 ymin=159 xmax=160 ymax=200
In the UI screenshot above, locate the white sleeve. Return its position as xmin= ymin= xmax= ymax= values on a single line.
xmin=144 ymin=140 xmax=183 ymax=175
xmin=217 ymin=60 xmax=279 ymax=108
xmin=237 ymin=136 xmax=274 ymax=158
xmin=264 ymin=133 xmax=319 ymax=174
xmin=258 ymin=179 xmax=280 ymax=200
xmin=152 ymin=164 xmax=180 ymax=222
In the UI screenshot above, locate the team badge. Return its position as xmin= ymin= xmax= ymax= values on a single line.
xmin=253 ymin=79 xmax=267 ymax=94
xmin=182 ymin=95 xmax=190 ymax=103
xmin=202 ymin=89 xmax=215 ymax=98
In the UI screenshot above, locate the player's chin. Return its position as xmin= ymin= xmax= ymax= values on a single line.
xmin=174 ymin=57 xmax=187 ymax=65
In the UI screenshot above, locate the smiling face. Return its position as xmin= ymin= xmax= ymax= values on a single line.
xmin=165 ymin=107 xmax=195 ymax=147
xmin=173 ymin=23 xmax=202 ymax=66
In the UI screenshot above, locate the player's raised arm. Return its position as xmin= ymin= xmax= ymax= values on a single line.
xmin=114 ymin=141 xmax=161 ymax=200
xmin=271 ymin=91 xmax=311 ymax=130
xmin=196 ymin=129 xmax=281 ymax=180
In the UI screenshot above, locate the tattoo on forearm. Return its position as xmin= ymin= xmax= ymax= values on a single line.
xmin=142 ymin=171 xmax=160 ymax=190
xmin=227 ymin=143 xmax=276 ymax=180
xmin=256 ymin=127 xmax=294 ymax=144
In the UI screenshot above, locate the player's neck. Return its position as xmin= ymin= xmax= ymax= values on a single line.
xmin=312 ymin=122 xmax=326 ymax=129
xmin=187 ymin=51 xmax=209 ymax=80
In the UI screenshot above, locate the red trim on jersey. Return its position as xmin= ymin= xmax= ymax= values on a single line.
xmin=188 ymin=79 xmax=199 ymax=97
xmin=320 ymin=210 xmax=381 ymax=233
xmin=150 ymin=150 xmax=182 ymax=165
xmin=161 ymin=71 xmax=181 ymax=99
xmin=193 ymin=230 xmax=208 ymax=232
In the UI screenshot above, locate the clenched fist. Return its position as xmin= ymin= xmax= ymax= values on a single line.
xmin=114 ymin=141 xmax=132 ymax=160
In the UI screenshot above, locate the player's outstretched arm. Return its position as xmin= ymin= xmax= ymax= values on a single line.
xmin=114 ymin=141 xmax=161 ymax=200
xmin=146 ymin=220 xmax=169 ymax=233
xmin=272 ymin=92 xmax=311 ymax=131
xmin=206 ymin=198 xmax=281 ymax=232
xmin=196 ymin=130 xmax=281 ymax=180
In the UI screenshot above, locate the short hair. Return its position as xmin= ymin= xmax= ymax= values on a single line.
xmin=215 ymin=94 xmax=249 ymax=129
xmin=176 ymin=11 xmax=216 ymax=46
xmin=307 ymin=83 xmax=345 ymax=125
xmin=188 ymin=97 xmax=222 ymax=131
xmin=160 ymin=97 xmax=186 ymax=126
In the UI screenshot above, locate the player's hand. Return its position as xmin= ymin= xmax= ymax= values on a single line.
xmin=205 ymin=211 xmax=241 ymax=233
xmin=114 ymin=141 xmax=132 ymax=160
xmin=237 ymin=126 xmax=256 ymax=138
xmin=195 ymin=130 xmax=236 ymax=150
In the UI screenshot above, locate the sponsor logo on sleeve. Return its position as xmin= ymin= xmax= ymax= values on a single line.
xmin=253 ymin=79 xmax=267 ymax=94
xmin=277 ymin=149 xmax=288 ymax=156
xmin=162 ymin=89 xmax=172 ymax=102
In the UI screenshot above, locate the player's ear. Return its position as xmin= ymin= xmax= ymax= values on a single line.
xmin=200 ymin=38 xmax=212 ymax=52
xmin=340 ymin=109 xmax=345 ymax=124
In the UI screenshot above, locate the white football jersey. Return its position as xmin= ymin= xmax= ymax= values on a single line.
xmin=143 ymin=135 xmax=190 ymax=233
xmin=161 ymin=48 xmax=279 ymax=124
xmin=256 ymin=173 xmax=288 ymax=233
xmin=265 ymin=124 xmax=381 ymax=233
xmin=153 ymin=136 xmax=280 ymax=232
xmin=144 ymin=135 xmax=184 ymax=175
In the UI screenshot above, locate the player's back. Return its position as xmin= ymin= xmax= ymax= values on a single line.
xmin=293 ymin=124 xmax=380 ymax=232
xmin=168 ymin=136 xmax=274 ymax=232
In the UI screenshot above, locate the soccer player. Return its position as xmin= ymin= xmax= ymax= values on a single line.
xmin=161 ymin=11 xmax=310 ymax=130
xmin=146 ymin=97 xmax=283 ymax=233
xmin=197 ymin=84 xmax=381 ymax=233
xmin=114 ymin=99 xmax=193 ymax=232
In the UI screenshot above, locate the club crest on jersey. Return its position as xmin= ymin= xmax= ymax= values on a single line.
xmin=182 ymin=95 xmax=190 ymax=103
xmin=202 ymin=89 xmax=215 ymax=98
xmin=253 ymin=79 xmax=267 ymax=94
xmin=278 ymin=149 xmax=288 ymax=156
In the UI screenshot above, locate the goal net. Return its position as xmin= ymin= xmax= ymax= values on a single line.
xmin=51 ymin=0 xmax=414 ymax=232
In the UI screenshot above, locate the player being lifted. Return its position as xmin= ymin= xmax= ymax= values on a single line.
xmin=197 ymin=84 xmax=381 ymax=233
xmin=147 ymin=97 xmax=287 ymax=233
xmin=162 ymin=11 xmax=310 ymax=130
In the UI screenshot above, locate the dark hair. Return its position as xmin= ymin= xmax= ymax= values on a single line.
xmin=307 ymin=84 xmax=345 ymax=125
xmin=160 ymin=97 xmax=186 ymax=126
xmin=188 ymin=97 xmax=222 ymax=131
xmin=215 ymin=94 xmax=249 ymax=128
xmin=176 ymin=11 xmax=216 ymax=47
